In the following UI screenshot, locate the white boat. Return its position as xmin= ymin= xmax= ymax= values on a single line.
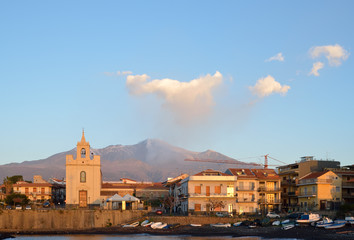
xmin=233 ymin=222 xmax=242 ymax=227
xmin=272 ymin=221 xmax=280 ymax=226
xmin=345 ymin=216 xmax=354 ymax=221
xmin=281 ymin=219 xmax=290 ymax=224
xmin=324 ymin=222 xmax=346 ymax=229
xmin=190 ymin=224 xmax=202 ymax=227
xmin=334 ymin=219 xmax=347 ymax=224
xmin=155 ymin=223 xmax=167 ymax=229
xmin=122 ymin=221 xmax=139 ymax=227
xmin=140 ymin=220 xmax=150 ymax=227
xmin=282 ymin=223 xmax=295 ymax=230
xmin=316 ymin=217 xmax=333 ymax=228
xmin=296 ymin=213 xmax=321 ymax=224
xmin=210 ymin=223 xmax=231 ymax=227
xmin=150 ymin=222 xmax=163 ymax=229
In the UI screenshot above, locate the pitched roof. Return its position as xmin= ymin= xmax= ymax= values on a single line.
xmin=251 ymin=169 xmax=280 ymax=180
xmin=300 ymin=171 xmax=329 ymax=180
xmin=226 ymin=168 xmax=257 ymax=179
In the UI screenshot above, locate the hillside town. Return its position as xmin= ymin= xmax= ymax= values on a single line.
xmin=0 ymin=132 xmax=353 ymax=218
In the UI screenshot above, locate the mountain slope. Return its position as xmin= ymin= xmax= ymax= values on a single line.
xmin=0 ymin=139 xmax=257 ymax=182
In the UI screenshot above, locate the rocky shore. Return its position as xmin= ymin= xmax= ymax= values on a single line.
xmin=1 ymin=224 xmax=354 ymax=240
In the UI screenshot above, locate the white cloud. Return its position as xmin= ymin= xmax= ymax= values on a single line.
xmin=249 ymin=75 xmax=290 ymax=98
xmin=310 ymin=44 xmax=349 ymax=66
xmin=126 ymin=72 xmax=223 ymax=123
xmin=309 ymin=61 xmax=324 ymax=76
xmin=104 ymin=70 xmax=133 ymax=76
xmin=265 ymin=52 xmax=284 ymax=62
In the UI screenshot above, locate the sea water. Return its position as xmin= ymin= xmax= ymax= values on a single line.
xmin=15 ymin=234 xmax=300 ymax=240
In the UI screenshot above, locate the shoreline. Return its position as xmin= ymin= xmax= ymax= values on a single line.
xmin=1 ymin=225 xmax=354 ymax=240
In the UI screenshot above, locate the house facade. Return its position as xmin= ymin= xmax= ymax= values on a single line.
xmin=179 ymin=169 xmax=237 ymax=215
xmin=297 ymin=170 xmax=341 ymax=211
xmin=277 ymin=156 xmax=340 ymax=212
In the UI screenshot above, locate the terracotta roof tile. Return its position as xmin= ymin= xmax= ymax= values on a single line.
xmin=193 ymin=169 xmax=231 ymax=176
xmin=300 ymin=171 xmax=329 ymax=180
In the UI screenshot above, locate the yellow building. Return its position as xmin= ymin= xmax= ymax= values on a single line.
xmin=277 ymin=156 xmax=340 ymax=212
xmin=66 ymin=131 xmax=102 ymax=207
xmin=12 ymin=179 xmax=52 ymax=202
xmin=297 ymin=170 xmax=341 ymax=211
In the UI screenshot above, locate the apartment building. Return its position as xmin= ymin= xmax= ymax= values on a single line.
xmin=277 ymin=156 xmax=340 ymax=212
xmin=12 ymin=180 xmax=52 ymax=202
xmin=179 ymin=169 xmax=237 ymax=215
xmin=225 ymin=168 xmax=281 ymax=214
xmin=332 ymin=164 xmax=354 ymax=204
xmin=225 ymin=168 xmax=258 ymax=214
xmin=297 ymin=170 xmax=341 ymax=211
xmin=163 ymin=173 xmax=189 ymax=213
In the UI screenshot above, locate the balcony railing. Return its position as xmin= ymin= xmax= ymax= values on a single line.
xmin=281 ymin=179 xmax=297 ymax=186
xmin=258 ymin=199 xmax=281 ymax=204
xmin=258 ymin=187 xmax=281 ymax=192
xmin=287 ymin=191 xmax=299 ymax=196
xmin=236 ymin=186 xmax=255 ymax=191
xmin=298 ymin=179 xmax=333 ymax=185
xmin=188 ymin=193 xmax=234 ymax=197
xmin=298 ymin=191 xmax=316 ymax=197
xmin=236 ymin=198 xmax=256 ymax=203
xmin=342 ymin=182 xmax=354 ymax=188
xmin=342 ymin=192 xmax=354 ymax=198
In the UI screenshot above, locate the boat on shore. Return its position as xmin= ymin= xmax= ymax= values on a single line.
xmin=233 ymin=222 xmax=242 ymax=227
xmin=122 ymin=221 xmax=139 ymax=228
xmin=296 ymin=213 xmax=320 ymax=224
xmin=150 ymin=222 xmax=163 ymax=229
xmin=210 ymin=223 xmax=231 ymax=228
xmin=316 ymin=217 xmax=333 ymax=228
xmin=190 ymin=224 xmax=202 ymax=227
xmin=324 ymin=222 xmax=346 ymax=229
xmin=272 ymin=221 xmax=280 ymax=226
xmin=282 ymin=223 xmax=295 ymax=230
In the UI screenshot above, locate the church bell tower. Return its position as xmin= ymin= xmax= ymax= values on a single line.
xmin=66 ymin=131 xmax=101 ymax=207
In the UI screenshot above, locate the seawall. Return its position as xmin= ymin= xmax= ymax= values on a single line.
xmin=0 ymin=209 xmax=147 ymax=231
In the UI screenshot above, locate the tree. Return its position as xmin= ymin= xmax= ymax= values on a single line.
xmin=207 ymin=198 xmax=226 ymax=212
xmin=163 ymin=196 xmax=175 ymax=214
xmin=4 ymin=193 xmax=29 ymax=206
xmin=5 ymin=175 xmax=23 ymax=184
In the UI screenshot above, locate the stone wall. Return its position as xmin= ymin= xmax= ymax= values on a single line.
xmin=148 ymin=216 xmax=250 ymax=225
xmin=0 ymin=209 xmax=147 ymax=231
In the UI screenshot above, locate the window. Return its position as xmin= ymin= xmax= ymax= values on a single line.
xmin=215 ymin=186 xmax=221 ymax=194
xmin=194 ymin=186 xmax=201 ymax=194
xmin=195 ymin=204 xmax=201 ymax=211
xmin=80 ymin=171 xmax=86 ymax=183
xmin=25 ymin=188 xmax=29 ymax=194
xmin=41 ymin=188 xmax=45 ymax=194
xmin=81 ymin=148 xmax=86 ymax=158
xmin=336 ymin=186 xmax=340 ymax=192
xmin=33 ymin=187 xmax=37 ymax=193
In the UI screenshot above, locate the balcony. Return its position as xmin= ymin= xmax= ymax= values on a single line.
xmin=298 ymin=191 xmax=316 ymax=197
xmin=258 ymin=199 xmax=281 ymax=204
xmin=236 ymin=186 xmax=256 ymax=191
xmin=342 ymin=192 xmax=354 ymax=198
xmin=342 ymin=182 xmax=354 ymax=188
xmin=236 ymin=198 xmax=256 ymax=203
xmin=287 ymin=191 xmax=299 ymax=197
xmin=298 ymin=179 xmax=333 ymax=186
xmin=258 ymin=187 xmax=281 ymax=192
xmin=188 ymin=193 xmax=234 ymax=198
xmin=281 ymin=179 xmax=297 ymax=186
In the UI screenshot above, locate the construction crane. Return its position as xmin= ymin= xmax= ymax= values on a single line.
xmin=184 ymin=154 xmax=287 ymax=169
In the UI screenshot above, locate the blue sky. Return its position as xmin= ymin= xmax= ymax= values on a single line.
xmin=1 ymin=1 xmax=353 ymax=167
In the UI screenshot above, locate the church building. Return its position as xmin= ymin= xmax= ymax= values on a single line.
xmin=66 ymin=131 xmax=102 ymax=207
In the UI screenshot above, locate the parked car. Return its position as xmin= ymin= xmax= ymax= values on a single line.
xmin=266 ymin=212 xmax=280 ymax=218
xmin=6 ymin=205 xmax=12 ymax=210
xmin=155 ymin=209 xmax=162 ymax=215
xmin=25 ymin=205 xmax=32 ymax=210
xmin=15 ymin=205 xmax=22 ymax=210
xmin=216 ymin=212 xmax=227 ymax=217
xmin=43 ymin=202 xmax=50 ymax=208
